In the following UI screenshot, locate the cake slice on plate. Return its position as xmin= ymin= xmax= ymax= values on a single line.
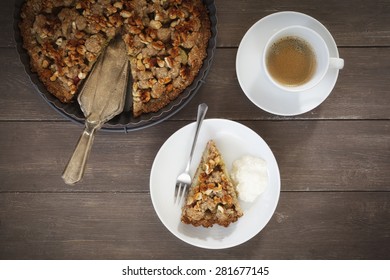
xmin=181 ymin=140 xmax=243 ymax=227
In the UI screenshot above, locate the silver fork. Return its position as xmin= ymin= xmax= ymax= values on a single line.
xmin=174 ymin=103 xmax=208 ymax=204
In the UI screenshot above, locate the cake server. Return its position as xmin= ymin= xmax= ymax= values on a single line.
xmin=62 ymin=37 xmax=130 ymax=185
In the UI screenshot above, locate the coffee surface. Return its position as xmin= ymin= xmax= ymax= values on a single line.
xmin=266 ymin=36 xmax=316 ymax=87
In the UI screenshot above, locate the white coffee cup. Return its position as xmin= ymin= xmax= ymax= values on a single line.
xmin=263 ymin=25 xmax=344 ymax=92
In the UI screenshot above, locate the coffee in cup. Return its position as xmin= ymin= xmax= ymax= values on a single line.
xmin=263 ymin=25 xmax=344 ymax=92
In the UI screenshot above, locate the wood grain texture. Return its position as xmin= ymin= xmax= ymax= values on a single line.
xmin=3 ymin=0 xmax=390 ymax=48
xmin=0 ymin=0 xmax=389 ymax=260
xmin=216 ymin=0 xmax=390 ymax=47
xmin=1 ymin=121 xmax=389 ymax=192
xmin=0 ymin=192 xmax=389 ymax=259
xmin=2 ymin=47 xmax=390 ymax=121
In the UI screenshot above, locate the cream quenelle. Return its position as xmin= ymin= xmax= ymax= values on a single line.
xmin=230 ymin=155 xmax=268 ymax=202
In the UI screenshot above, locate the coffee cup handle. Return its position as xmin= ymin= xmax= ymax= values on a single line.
xmin=329 ymin=57 xmax=344 ymax=69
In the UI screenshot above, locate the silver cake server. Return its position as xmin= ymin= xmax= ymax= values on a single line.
xmin=62 ymin=37 xmax=129 ymax=185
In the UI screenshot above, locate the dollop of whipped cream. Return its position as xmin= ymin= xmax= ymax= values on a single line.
xmin=230 ymin=155 xmax=268 ymax=202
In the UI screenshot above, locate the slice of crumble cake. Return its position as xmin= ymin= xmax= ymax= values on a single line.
xmin=181 ymin=140 xmax=243 ymax=227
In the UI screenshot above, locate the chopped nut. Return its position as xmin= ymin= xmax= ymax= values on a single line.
xmin=42 ymin=59 xmax=49 ymax=68
xmin=120 ymin=10 xmax=132 ymax=18
xmin=179 ymin=48 xmax=188 ymax=64
xmin=55 ymin=37 xmax=63 ymax=46
xmin=168 ymin=8 xmax=178 ymax=19
xmin=166 ymin=83 xmax=173 ymax=92
xmin=143 ymin=57 xmax=157 ymax=68
xmin=147 ymin=28 xmax=158 ymax=40
xmin=134 ymin=17 xmax=143 ymax=27
xmin=158 ymin=77 xmax=171 ymax=84
xmin=170 ymin=20 xmax=179 ymax=28
xmin=70 ymin=84 xmax=77 ymax=94
xmin=74 ymin=31 xmax=85 ymax=39
xmin=148 ymin=78 xmax=157 ymax=87
xmin=204 ymin=163 xmax=211 ymax=174
xmin=85 ymin=52 xmax=96 ymax=62
xmin=136 ymin=59 xmax=145 ymax=71
xmin=76 ymin=45 xmax=86 ymax=55
xmin=214 ymin=183 xmax=222 ymax=193
xmin=109 ymin=14 xmax=123 ymax=27
xmin=129 ymin=26 xmax=142 ymax=34
xmin=59 ymin=66 xmax=69 ymax=76
xmin=151 ymin=41 xmax=164 ymax=50
xmin=156 ymin=28 xmax=170 ymax=42
xmin=204 ymin=189 xmax=213 ymax=195
xmin=77 ymin=72 xmax=87 ymax=80
xmin=164 ymin=56 xmax=175 ymax=68
xmin=138 ymin=33 xmax=149 ymax=44
xmin=149 ymin=20 xmax=162 ymax=30
xmin=146 ymin=35 xmax=153 ymax=43
xmin=113 ymin=2 xmax=123 ymax=9
xmin=180 ymin=65 xmax=190 ymax=79
xmin=106 ymin=5 xmax=117 ymax=15
xmin=194 ymin=192 xmax=202 ymax=201
xmin=156 ymin=57 xmax=165 ymax=68
xmin=49 ymin=72 xmax=58 ymax=81
xmin=140 ymin=90 xmax=151 ymax=103
xmin=186 ymin=196 xmax=194 ymax=206
xmin=222 ymin=195 xmax=233 ymax=205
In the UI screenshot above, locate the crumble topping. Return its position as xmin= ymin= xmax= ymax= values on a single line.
xmin=19 ymin=0 xmax=211 ymax=117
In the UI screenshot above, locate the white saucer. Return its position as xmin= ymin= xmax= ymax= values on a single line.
xmin=236 ymin=11 xmax=342 ymax=116
xmin=150 ymin=119 xmax=280 ymax=249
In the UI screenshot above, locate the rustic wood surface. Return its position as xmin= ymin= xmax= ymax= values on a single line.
xmin=0 ymin=0 xmax=389 ymax=259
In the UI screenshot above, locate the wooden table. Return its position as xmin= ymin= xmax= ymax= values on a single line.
xmin=1 ymin=0 xmax=389 ymax=260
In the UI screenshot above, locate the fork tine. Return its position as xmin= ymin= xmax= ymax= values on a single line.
xmin=174 ymin=183 xmax=179 ymax=202
xmin=179 ymin=184 xmax=187 ymax=205
xmin=175 ymin=183 xmax=187 ymax=205
xmin=175 ymin=182 xmax=183 ymax=204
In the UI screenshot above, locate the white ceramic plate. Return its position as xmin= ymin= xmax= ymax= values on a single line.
xmin=150 ymin=119 xmax=280 ymax=249
xmin=236 ymin=11 xmax=341 ymax=116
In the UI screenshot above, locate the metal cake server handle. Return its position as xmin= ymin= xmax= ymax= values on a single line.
xmin=62 ymin=120 xmax=99 ymax=185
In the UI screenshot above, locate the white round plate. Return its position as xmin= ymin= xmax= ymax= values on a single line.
xmin=150 ymin=119 xmax=280 ymax=249
xmin=236 ymin=11 xmax=341 ymax=116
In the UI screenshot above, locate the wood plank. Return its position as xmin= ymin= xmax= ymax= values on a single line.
xmin=1 ymin=120 xmax=389 ymax=192
xmin=3 ymin=0 xmax=390 ymax=48
xmin=0 ymin=192 xmax=389 ymax=259
xmin=0 ymin=121 xmax=180 ymax=193
xmin=2 ymin=47 xmax=390 ymax=121
xmin=0 ymin=0 xmax=17 ymax=48
xmin=1 ymin=0 xmax=389 ymax=263
xmin=216 ymin=0 xmax=390 ymax=47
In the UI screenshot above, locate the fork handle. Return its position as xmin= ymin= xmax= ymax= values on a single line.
xmin=186 ymin=103 xmax=208 ymax=172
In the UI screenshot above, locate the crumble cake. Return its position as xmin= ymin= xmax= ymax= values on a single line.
xmin=181 ymin=140 xmax=243 ymax=227
xmin=19 ymin=0 xmax=211 ymax=117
